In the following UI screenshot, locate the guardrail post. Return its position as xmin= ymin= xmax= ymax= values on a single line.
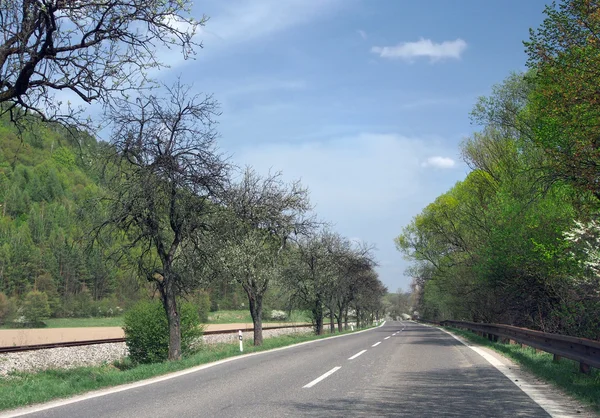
xmin=553 ymin=354 xmax=561 ymax=363
xmin=580 ymin=362 xmax=590 ymax=374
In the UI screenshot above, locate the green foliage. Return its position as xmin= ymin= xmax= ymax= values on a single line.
xmin=524 ymin=0 xmax=600 ymax=198
xmin=123 ymin=300 xmax=202 ymax=364
xmin=0 ymin=292 xmax=11 ymax=324
xmin=195 ymin=290 xmax=210 ymax=323
xmin=22 ymin=290 xmax=51 ymax=324
xmin=397 ymin=71 xmax=600 ymax=337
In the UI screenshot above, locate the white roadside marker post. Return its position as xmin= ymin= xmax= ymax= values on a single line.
xmin=239 ymin=330 xmax=243 ymax=352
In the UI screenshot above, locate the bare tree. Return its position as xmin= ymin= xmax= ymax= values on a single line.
xmin=99 ymin=82 xmax=228 ymax=360
xmin=217 ymin=168 xmax=313 ymax=346
xmin=0 ymin=0 xmax=202 ymax=128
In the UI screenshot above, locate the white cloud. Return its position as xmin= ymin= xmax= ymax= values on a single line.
xmin=371 ymin=38 xmax=467 ymax=62
xmin=357 ymin=29 xmax=367 ymax=40
xmin=202 ymin=0 xmax=342 ymax=45
xmin=421 ymin=156 xmax=456 ymax=169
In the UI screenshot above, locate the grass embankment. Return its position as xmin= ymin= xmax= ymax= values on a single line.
xmin=446 ymin=327 xmax=600 ymax=411
xmin=2 ymin=310 xmax=312 ymax=329
xmin=0 ymin=325 xmax=370 ymax=412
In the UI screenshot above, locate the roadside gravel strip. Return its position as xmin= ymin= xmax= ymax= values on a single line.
xmin=0 ymin=327 xmax=312 ymax=377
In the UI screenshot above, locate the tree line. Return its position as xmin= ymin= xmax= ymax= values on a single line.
xmin=396 ymin=0 xmax=600 ymax=340
xmin=0 ymin=0 xmax=387 ymax=360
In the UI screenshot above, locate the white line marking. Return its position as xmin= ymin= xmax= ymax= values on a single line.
xmin=384 ymin=336 xmax=391 ymax=340
xmin=348 ymin=349 xmax=367 ymax=360
xmin=436 ymin=327 xmax=574 ymax=418
xmin=0 ymin=321 xmax=387 ymax=418
xmin=372 ymin=342 xmax=381 ymax=347
xmin=303 ymin=366 xmax=341 ymax=388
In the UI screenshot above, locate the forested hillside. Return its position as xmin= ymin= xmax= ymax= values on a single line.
xmin=0 ymin=118 xmax=138 ymax=317
xmin=396 ymin=1 xmax=600 ymax=340
xmin=0 ymin=117 xmax=249 ymax=320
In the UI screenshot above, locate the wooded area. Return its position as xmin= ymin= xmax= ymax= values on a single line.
xmin=396 ymin=0 xmax=600 ymax=341
xmin=0 ymin=0 xmax=388 ymax=360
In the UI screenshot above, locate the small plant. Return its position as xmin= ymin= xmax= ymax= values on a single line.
xmin=123 ymin=300 xmax=203 ymax=364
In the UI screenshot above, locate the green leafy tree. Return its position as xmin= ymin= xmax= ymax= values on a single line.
xmin=524 ymin=0 xmax=600 ymax=198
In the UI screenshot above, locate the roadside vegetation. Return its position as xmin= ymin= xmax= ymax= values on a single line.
xmin=397 ymin=0 xmax=600 ymax=341
xmin=0 ymin=325 xmax=375 ymax=412
xmin=446 ymin=327 xmax=600 ymax=411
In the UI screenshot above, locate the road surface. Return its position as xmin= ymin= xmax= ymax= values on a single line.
xmin=4 ymin=321 xmax=554 ymax=417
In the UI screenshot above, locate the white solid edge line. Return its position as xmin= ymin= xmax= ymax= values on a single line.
xmin=302 ymin=366 xmax=341 ymax=388
xmin=433 ymin=325 xmax=572 ymax=418
xmin=1 ymin=321 xmax=387 ymax=418
xmin=372 ymin=341 xmax=381 ymax=347
xmin=348 ymin=349 xmax=367 ymax=360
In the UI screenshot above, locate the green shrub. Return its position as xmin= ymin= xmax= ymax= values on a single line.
xmin=22 ymin=290 xmax=51 ymax=324
xmin=123 ymin=300 xmax=203 ymax=364
xmin=0 ymin=292 xmax=10 ymax=324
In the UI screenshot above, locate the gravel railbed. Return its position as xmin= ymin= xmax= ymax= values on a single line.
xmin=0 ymin=326 xmax=313 ymax=377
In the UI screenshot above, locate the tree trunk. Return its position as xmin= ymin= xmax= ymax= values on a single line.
xmin=247 ymin=290 xmax=263 ymax=346
xmin=312 ymin=299 xmax=323 ymax=335
xmin=160 ymin=282 xmax=181 ymax=361
xmin=329 ymin=307 xmax=335 ymax=333
xmin=344 ymin=308 xmax=349 ymax=330
xmin=356 ymin=307 xmax=361 ymax=329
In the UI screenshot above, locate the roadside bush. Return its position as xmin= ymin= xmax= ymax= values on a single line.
xmin=22 ymin=290 xmax=51 ymax=324
xmin=123 ymin=300 xmax=203 ymax=364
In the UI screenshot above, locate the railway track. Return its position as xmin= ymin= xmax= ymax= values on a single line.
xmin=0 ymin=324 xmax=313 ymax=354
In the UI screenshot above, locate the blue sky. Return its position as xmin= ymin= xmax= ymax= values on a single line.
xmin=155 ymin=0 xmax=550 ymax=292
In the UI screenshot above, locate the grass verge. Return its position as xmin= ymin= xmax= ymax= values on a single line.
xmin=0 ymin=325 xmax=373 ymax=412
xmin=445 ymin=326 xmax=600 ymax=411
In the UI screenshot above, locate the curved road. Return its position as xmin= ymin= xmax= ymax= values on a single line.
xmin=4 ymin=321 xmax=552 ymax=417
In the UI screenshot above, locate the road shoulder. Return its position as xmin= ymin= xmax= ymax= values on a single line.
xmin=435 ymin=324 xmax=598 ymax=417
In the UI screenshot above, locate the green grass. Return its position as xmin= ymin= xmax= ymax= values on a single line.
xmin=2 ymin=310 xmax=313 ymax=329
xmin=446 ymin=327 xmax=600 ymax=411
xmin=0 ymin=325 xmax=372 ymax=411
xmin=43 ymin=317 xmax=125 ymax=328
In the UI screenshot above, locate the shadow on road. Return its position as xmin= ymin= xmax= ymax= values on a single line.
xmin=288 ymin=366 xmax=549 ymax=417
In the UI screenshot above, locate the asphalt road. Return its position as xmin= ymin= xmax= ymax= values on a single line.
xmin=8 ymin=321 xmax=550 ymax=417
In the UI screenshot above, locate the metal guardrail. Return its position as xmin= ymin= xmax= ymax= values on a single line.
xmin=438 ymin=320 xmax=600 ymax=373
xmin=0 ymin=324 xmax=313 ymax=354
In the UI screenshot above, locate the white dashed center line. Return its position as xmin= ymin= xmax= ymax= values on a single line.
xmin=372 ymin=342 xmax=381 ymax=347
xmin=384 ymin=336 xmax=391 ymax=340
xmin=303 ymin=367 xmax=341 ymax=388
xmin=348 ymin=350 xmax=367 ymax=360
